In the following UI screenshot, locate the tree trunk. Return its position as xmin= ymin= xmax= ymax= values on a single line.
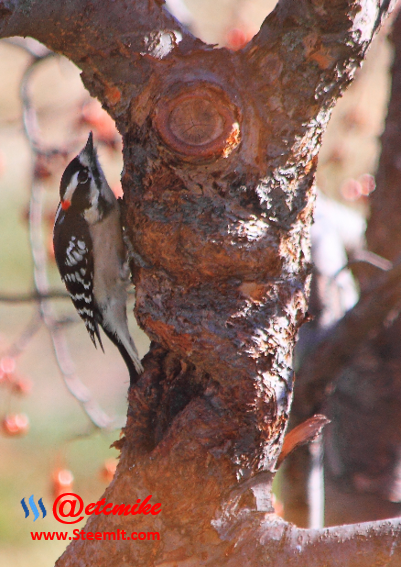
xmin=283 ymin=5 xmax=401 ymax=529
xmin=324 ymin=6 xmax=401 ymax=525
xmin=1 ymin=0 xmax=400 ymax=564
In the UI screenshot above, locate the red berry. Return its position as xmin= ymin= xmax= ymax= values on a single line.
xmin=51 ymin=468 xmax=74 ymax=498
xmin=0 ymin=357 xmax=16 ymax=374
xmin=1 ymin=413 xmax=30 ymax=436
xmin=11 ymin=376 xmax=32 ymax=396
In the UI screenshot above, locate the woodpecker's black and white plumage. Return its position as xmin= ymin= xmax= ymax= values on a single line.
xmin=53 ymin=132 xmax=143 ymax=384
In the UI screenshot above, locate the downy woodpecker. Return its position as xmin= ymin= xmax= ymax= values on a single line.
xmin=53 ymin=132 xmax=143 ymax=384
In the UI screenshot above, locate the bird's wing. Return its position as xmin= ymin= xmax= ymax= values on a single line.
xmin=53 ymin=207 xmax=103 ymax=349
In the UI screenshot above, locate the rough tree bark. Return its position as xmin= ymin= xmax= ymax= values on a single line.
xmin=0 ymin=0 xmax=400 ymax=565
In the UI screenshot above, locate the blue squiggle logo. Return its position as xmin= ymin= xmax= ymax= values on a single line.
xmin=21 ymin=496 xmax=47 ymax=520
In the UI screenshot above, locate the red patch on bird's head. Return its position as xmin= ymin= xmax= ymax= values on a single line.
xmin=61 ymin=200 xmax=71 ymax=211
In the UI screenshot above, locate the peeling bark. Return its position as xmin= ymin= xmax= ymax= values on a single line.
xmin=0 ymin=0 xmax=398 ymax=564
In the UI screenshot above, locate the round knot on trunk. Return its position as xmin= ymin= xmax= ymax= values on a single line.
xmin=153 ymin=83 xmax=241 ymax=162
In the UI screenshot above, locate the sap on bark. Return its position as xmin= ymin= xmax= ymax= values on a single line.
xmin=153 ymin=82 xmax=241 ymax=161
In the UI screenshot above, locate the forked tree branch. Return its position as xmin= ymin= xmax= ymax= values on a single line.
xmin=0 ymin=0 xmax=397 ymax=566
xmin=219 ymin=515 xmax=401 ymax=566
xmin=0 ymin=0 xmax=198 ymax=124
xmin=0 ymin=0 xmax=396 ymax=130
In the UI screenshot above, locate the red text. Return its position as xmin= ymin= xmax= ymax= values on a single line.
xmin=53 ymin=493 xmax=161 ymax=524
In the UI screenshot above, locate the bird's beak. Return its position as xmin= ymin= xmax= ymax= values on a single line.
xmin=84 ymin=131 xmax=94 ymax=155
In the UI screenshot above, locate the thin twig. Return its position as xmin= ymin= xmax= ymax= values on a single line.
xmin=3 ymin=37 xmax=53 ymax=58
xmin=350 ymin=249 xmax=393 ymax=271
xmin=330 ymin=249 xmax=393 ymax=282
xmin=5 ymin=311 xmax=43 ymax=359
xmin=0 ymin=290 xmax=70 ymax=302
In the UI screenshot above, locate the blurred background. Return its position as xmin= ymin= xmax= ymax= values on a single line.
xmin=0 ymin=0 xmax=394 ymax=564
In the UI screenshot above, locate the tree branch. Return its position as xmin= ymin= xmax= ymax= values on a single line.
xmin=0 ymin=0 xmax=397 ymax=565
xmin=319 ymin=5 xmax=401 ymax=525
xmin=0 ymin=0 xmax=200 ymax=124
xmin=231 ymin=0 xmax=398 ymax=208
xmin=219 ymin=515 xmax=401 ymax=566
xmin=293 ymin=258 xmax=401 ymax=423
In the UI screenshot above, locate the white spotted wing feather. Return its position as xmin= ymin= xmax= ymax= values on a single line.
xmin=53 ymin=205 xmax=103 ymax=349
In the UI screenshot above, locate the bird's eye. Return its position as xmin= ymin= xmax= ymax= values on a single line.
xmin=78 ymin=169 xmax=89 ymax=184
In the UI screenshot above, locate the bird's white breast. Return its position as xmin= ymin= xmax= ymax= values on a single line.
xmin=90 ymin=207 xmax=127 ymax=309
